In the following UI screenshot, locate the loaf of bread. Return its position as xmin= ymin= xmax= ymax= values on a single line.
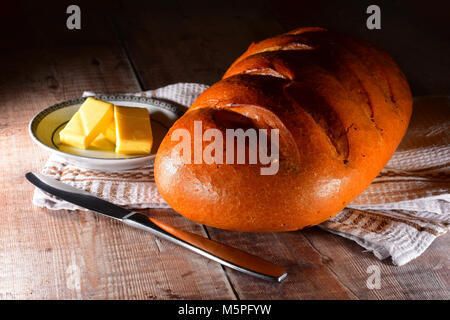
xmin=155 ymin=27 xmax=412 ymax=232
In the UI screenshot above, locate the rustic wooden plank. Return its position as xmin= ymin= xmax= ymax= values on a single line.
xmin=204 ymin=226 xmax=450 ymax=299
xmin=301 ymin=228 xmax=450 ymax=299
xmin=0 ymin=2 xmax=235 ymax=299
xmin=203 ymin=228 xmax=357 ymax=299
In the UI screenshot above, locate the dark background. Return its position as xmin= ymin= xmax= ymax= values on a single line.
xmin=1 ymin=0 xmax=449 ymax=96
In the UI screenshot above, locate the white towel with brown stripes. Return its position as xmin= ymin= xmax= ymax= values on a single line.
xmin=33 ymin=84 xmax=450 ymax=266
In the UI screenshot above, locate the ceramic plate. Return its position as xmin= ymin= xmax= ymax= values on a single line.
xmin=29 ymin=94 xmax=184 ymax=171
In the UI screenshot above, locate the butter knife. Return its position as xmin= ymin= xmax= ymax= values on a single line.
xmin=26 ymin=172 xmax=287 ymax=282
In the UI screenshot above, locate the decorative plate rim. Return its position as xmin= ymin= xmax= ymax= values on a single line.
xmin=29 ymin=94 xmax=184 ymax=161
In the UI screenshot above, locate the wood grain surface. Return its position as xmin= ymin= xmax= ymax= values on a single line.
xmin=0 ymin=0 xmax=448 ymax=300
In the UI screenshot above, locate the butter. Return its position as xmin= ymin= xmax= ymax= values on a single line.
xmin=78 ymin=97 xmax=114 ymax=146
xmin=103 ymin=120 xmax=116 ymax=144
xmin=89 ymin=133 xmax=116 ymax=151
xmin=114 ymin=106 xmax=153 ymax=154
xmin=59 ymin=99 xmax=153 ymax=155
xmin=59 ymin=97 xmax=114 ymax=149
xmin=59 ymin=112 xmax=87 ymax=149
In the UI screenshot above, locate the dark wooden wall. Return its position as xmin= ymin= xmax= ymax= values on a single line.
xmin=2 ymin=0 xmax=449 ymax=95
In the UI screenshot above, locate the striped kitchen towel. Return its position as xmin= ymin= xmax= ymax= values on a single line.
xmin=33 ymin=84 xmax=450 ymax=266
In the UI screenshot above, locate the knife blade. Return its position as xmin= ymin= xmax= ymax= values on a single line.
xmin=26 ymin=172 xmax=287 ymax=282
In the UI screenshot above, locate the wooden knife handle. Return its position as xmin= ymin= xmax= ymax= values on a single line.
xmin=123 ymin=212 xmax=287 ymax=282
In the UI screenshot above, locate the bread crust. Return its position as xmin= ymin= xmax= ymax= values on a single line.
xmin=155 ymin=27 xmax=412 ymax=232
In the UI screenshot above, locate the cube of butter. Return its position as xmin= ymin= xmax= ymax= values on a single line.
xmin=114 ymin=106 xmax=153 ymax=155
xmin=60 ymin=97 xmax=114 ymax=149
xmin=59 ymin=112 xmax=86 ymax=149
xmin=78 ymin=97 xmax=114 ymax=146
xmin=90 ymin=133 xmax=116 ymax=151
xmin=103 ymin=120 xmax=116 ymax=144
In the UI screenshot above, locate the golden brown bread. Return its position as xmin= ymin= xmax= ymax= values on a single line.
xmin=154 ymin=27 xmax=413 ymax=232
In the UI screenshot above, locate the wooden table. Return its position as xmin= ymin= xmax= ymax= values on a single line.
xmin=0 ymin=0 xmax=449 ymax=299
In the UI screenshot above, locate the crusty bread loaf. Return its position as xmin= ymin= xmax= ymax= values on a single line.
xmin=155 ymin=27 xmax=412 ymax=232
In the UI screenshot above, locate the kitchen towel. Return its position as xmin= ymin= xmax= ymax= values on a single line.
xmin=33 ymin=84 xmax=450 ymax=266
